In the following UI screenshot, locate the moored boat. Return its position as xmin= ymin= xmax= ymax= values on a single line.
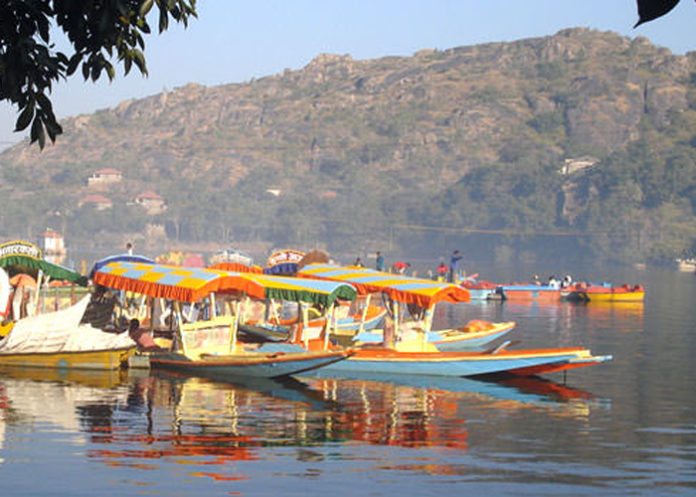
xmin=298 ymin=263 xmax=515 ymax=351
xmin=562 ymin=282 xmax=645 ymax=302
xmin=316 ymin=342 xmax=611 ymax=377
xmin=296 ymin=263 xmax=611 ymax=378
xmin=0 ymin=240 xmax=136 ymax=370
xmin=498 ymin=283 xmax=562 ymax=304
xmin=92 ymin=261 xmax=358 ymax=378
xmin=460 ymin=278 xmax=504 ymax=300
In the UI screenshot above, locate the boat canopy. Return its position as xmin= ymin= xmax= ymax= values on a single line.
xmin=94 ymin=261 xmax=356 ymax=306
xmin=89 ymin=253 xmax=156 ymax=278
xmin=298 ymin=263 xmax=470 ymax=307
xmin=0 ymin=241 xmax=87 ymax=285
xmin=93 ymin=262 xmax=266 ymax=302
xmin=242 ymin=272 xmax=356 ymax=307
xmin=209 ymin=262 xmax=264 ymax=274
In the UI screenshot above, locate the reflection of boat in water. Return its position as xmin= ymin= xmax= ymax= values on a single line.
xmin=305 ymin=370 xmax=606 ymax=415
xmin=150 ymin=369 xmax=333 ymax=410
xmin=86 ymin=373 xmax=372 ymax=478
xmin=0 ymin=366 xmax=127 ymax=454
xmin=87 ymin=370 xmax=478 ymax=474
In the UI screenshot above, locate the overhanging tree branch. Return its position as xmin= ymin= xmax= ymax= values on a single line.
xmin=0 ymin=0 xmax=196 ymax=148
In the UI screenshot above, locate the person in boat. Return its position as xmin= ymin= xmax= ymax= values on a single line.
xmin=562 ymin=274 xmax=573 ymax=288
xmin=547 ymin=275 xmax=560 ymax=289
xmin=354 ymin=257 xmax=364 ymax=267
xmin=448 ymin=250 xmax=463 ymax=283
xmin=532 ymin=274 xmax=541 ymax=286
xmin=81 ymin=285 xmax=121 ymax=329
xmin=393 ymin=261 xmax=410 ymax=274
xmin=375 ymin=251 xmax=385 ymax=271
xmin=9 ymin=273 xmax=37 ymax=319
xmin=127 ymin=319 xmax=163 ymax=351
xmin=436 ymin=261 xmax=448 ymax=281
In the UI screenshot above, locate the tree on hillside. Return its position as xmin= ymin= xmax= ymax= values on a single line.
xmin=0 ymin=0 xmax=196 ymax=148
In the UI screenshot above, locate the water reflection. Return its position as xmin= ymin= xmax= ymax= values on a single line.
xmin=0 ymin=366 xmax=606 ymax=485
xmin=4 ymin=266 xmax=696 ymax=494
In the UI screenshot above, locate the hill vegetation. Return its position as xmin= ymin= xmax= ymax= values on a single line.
xmin=2 ymin=28 xmax=696 ymax=265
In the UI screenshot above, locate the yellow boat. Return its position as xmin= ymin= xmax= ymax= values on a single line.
xmin=0 ymin=346 xmax=134 ymax=370
xmin=563 ymin=283 xmax=645 ymax=302
xmin=0 ymin=241 xmax=137 ymax=370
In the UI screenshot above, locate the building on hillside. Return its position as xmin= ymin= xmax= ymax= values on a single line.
xmin=319 ymin=190 xmax=337 ymax=198
xmin=38 ymin=229 xmax=67 ymax=264
xmin=87 ymin=168 xmax=123 ymax=188
xmin=559 ymin=157 xmax=598 ymax=176
xmin=135 ymin=190 xmax=167 ymax=215
xmin=39 ymin=229 xmax=66 ymax=255
xmin=78 ymin=194 xmax=113 ymax=210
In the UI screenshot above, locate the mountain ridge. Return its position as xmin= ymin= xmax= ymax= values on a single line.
xmin=1 ymin=28 xmax=695 ymax=263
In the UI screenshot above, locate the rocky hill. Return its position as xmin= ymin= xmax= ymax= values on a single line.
xmin=1 ymin=28 xmax=696 ymax=263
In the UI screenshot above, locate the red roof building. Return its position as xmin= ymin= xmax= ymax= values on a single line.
xmin=78 ymin=194 xmax=113 ymax=210
xmin=135 ymin=190 xmax=166 ymax=214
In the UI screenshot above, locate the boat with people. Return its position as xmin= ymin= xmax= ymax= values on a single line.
xmin=297 ymin=263 xmax=516 ymax=351
xmin=561 ymin=282 xmax=645 ymax=302
xmin=210 ymin=261 xmax=388 ymax=339
xmin=92 ymin=260 xmax=358 ymax=378
xmin=0 ymin=240 xmax=135 ymax=369
xmin=92 ymin=259 xmax=612 ymax=379
xmin=291 ymin=263 xmax=611 ymax=377
xmin=676 ymin=257 xmax=696 ymax=272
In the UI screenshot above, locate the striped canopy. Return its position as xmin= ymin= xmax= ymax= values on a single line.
xmin=208 ymin=262 xmax=264 ymax=274
xmin=89 ymin=253 xmax=156 ymax=278
xmin=242 ymin=272 xmax=356 ymax=306
xmin=298 ymin=263 xmax=470 ymax=307
xmin=93 ymin=262 xmax=265 ymax=303
xmin=94 ymin=261 xmax=356 ymax=306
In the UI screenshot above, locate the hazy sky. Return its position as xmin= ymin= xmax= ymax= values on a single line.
xmin=1 ymin=0 xmax=694 ymax=150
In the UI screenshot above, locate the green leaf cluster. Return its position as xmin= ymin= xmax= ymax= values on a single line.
xmin=0 ymin=0 xmax=196 ymax=147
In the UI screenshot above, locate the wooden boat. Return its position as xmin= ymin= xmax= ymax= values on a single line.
xmin=676 ymin=258 xmax=696 ymax=272
xmin=212 ymin=261 xmax=387 ymax=339
xmin=460 ymin=278 xmax=504 ymax=300
xmin=352 ymin=319 xmax=516 ymax=352
xmin=562 ymin=282 xmax=645 ymax=302
xmin=0 ymin=241 xmax=135 ymax=370
xmin=315 ymin=342 xmax=611 ymax=377
xmin=92 ymin=261 xmax=358 ymax=378
xmin=295 ymin=264 xmax=611 ymax=378
xmin=298 ymin=263 xmax=516 ymax=351
xmin=0 ymin=295 xmax=135 ymax=369
xmin=498 ymin=283 xmax=562 ymax=303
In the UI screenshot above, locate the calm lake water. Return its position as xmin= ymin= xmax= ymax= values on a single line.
xmin=1 ymin=264 xmax=695 ymax=496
